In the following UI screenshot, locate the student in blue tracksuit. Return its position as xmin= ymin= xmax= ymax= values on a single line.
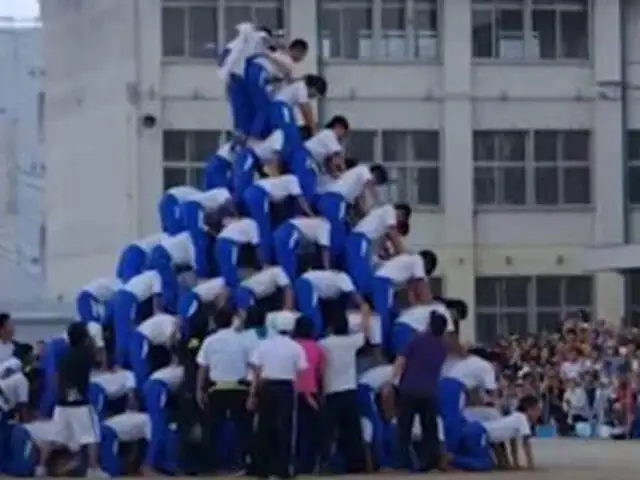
xmin=233 ymin=130 xmax=284 ymax=202
xmin=215 ymin=217 xmax=265 ymax=289
xmin=177 ymin=277 xmax=228 ymax=339
xmin=233 ymin=266 xmax=294 ymax=315
xmin=203 ymin=142 xmax=237 ymax=191
xmin=243 ymin=174 xmax=314 ymax=264
xmin=294 ymin=269 xmax=369 ymax=337
xmin=392 ymin=302 xmax=455 ymax=356
xmin=76 ymin=277 xmax=121 ymax=325
xmin=244 ymin=39 xmax=309 ymax=140
xmin=345 ymin=204 xmax=407 ymax=295
xmin=130 ymin=314 xmax=181 ymax=387
xmin=272 ymin=216 xmax=331 ymax=279
xmin=116 ymin=233 xmax=165 ymax=283
xmin=158 ymin=186 xmax=201 ymax=235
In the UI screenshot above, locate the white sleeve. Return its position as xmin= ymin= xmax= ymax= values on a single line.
xmin=270 ymin=50 xmax=295 ymax=77
xmin=17 ymin=375 xmax=29 ymax=404
xmin=480 ymin=361 xmax=497 ymax=391
xmin=322 ymin=131 xmax=342 ymax=156
xmin=411 ymin=255 xmax=426 ymax=279
xmin=348 ymin=332 xmax=366 ymax=350
xmin=286 ymin=176 xmax=303 ymax=197
xmin=272 ymin=267 xmax=291 ymax=288
xmin=250 ymin=343 xmax=265 ymax=367
xmin=317 ymin=219 xmax=331 ymax=247
xmin=336 ymin=273 xmax=356 ymax=294
xmin=0 ymin=358 xmax=22 ymax=378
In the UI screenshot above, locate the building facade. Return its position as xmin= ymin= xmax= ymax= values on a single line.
xmin=40 ymin=0 xmax=640 ymax=341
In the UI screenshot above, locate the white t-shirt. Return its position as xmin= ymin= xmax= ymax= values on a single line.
xmin=192 ymin=188 xmax=231 ymax=211
xmin=256 ymin=174 xmax=302 ymax=202
xmin=196 ymin=328 xmax=252 ymax=382
xmin=124 ymin=270 xmax=162 ymax=302
xmin=149 ymin=365 xmax=184 ymax=391
xmin=218 ymin=218 xmax=260 ymax=245
xmin=91 ymin=370 xmax=136 ymax=399
xmin=319 ymin=333 xmax=365 ymax=394
xmin=255 ymin=50 xmax=296 ymax=79
xmin=216 ymin=142 xmax=235 ymax=163
xmin=305 ymin=129 xmax=342 ymax=162
xmin=82 ymin=277 xmax=121 ymax=301
xmin=242 ymin=266 xmax=290 ymax=298
xmin=221 ymin=24 xmax=270 ymax=78
xmin=193 ymin=277 xmax=226 ymax=304
xmin=250 ymin=335 xmax=308 ymax=380
xmin=167 ymin=185 xmax=200 ymax=202
xmin=265 ymin=310 xmax=301 ymax=334
xmin=359 ymin=365 xmax=394 ymax=391
xmin=289 ymin=217 xmax=331 ymax=247
xmin=353 ymin=204 xmax=396 ymax=241
xmin=301 ymin=270 xmax=355 ymax=299
xmin=274 ymin=80 xmax=308 ymax=106
xmin=161 ymin=232 xmax=196 ymax=268
xmin=375 ymin=253 xmax=426 ymax=285
xmin=253 ymin=130 xmax=284 ymax=161
xmin=104 ymin=412 xmax=152 ymax=442
xmin=137 ymin=314 xmax=179 ymax=346
xmin=326 ymin=165 xmax=372 ymax=203
xmin=483 ymin=411 xmax=531 ymax=443
xmin=395 ymin=304 xmax=455 ymax=333
xmin=0 ymin=372 xmax=29 ymax=411
xmin=445 ymin=355 xmax=497 ymax=392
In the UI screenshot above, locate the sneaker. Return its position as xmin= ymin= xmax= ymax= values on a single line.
xmin=86 ymin=467 xmax=110 ymax=477
xmin=34 ymin=465 xmax=46 ymax=477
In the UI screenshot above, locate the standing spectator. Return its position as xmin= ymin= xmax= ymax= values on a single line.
xmin=0 ymin=313 xmax=15 ymax=363
xmin=392 ymin=311 xmax=447 ymax=472
xmin=563 ymin=378 xmax=589 ymax=426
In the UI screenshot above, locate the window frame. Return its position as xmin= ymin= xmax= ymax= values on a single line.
xmin=627 ymin=130 xmax=640 ymax=206
xmin=471 ymin=0 xmax=591 ymax=63
xmin=320 ymin=0 xmax=440 ymax=63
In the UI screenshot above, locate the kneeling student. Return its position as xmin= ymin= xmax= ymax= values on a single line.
xmin=100 ymin=411 xmax=152 ymax=476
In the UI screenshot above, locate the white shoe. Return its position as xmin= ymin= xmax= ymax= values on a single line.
xmin=86 ymin=467 xmax=110 ymax=477
xmin=34 ymin=465 xmax=46 ymax=477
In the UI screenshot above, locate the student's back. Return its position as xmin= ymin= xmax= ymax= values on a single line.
xmin=56 ymin=346 xmax=93 ymax=406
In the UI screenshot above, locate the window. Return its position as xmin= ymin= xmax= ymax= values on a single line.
xmin=162 ymin=0 xmax=285 ymax=59
xmin=472 ymin=0 xmax=589 ymax=60
xmin=625 ymin=271 xmax=640 ymax=327
xmin=345 ymin=130 xmax=440 ymax=206
xmin=628 ymin=131 xmax=640 ymax=205
xmin=321 ymin=0 xmax=438 ymax=61
xmin=162 ymin=130 xmax=228 ymax=189
xmin=475 ymin=275 xmax=593 ymax=343
xmin=473 ymin=130 xmax=591 ymax=207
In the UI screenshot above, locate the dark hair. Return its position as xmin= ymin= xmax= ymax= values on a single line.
xmin=257 ymin=26 xmax=273 ymax=37
xmin=214 ymin=308 xmax=235 ymax=329
xmin=447 ymin=298 xmax=469 ymax=321
xmin=13 ymin=343 xmax=33 ymax=366
xmin=331 ymin=311 xmax=349 ymax=336
xmin=517 ymin=394 xmax=540 ymax=412
xmin=345 ymin=157 xmax=359 ymax=169
xmin=429 ymin=311 xmax=448 ymax=338
xmin=369 ymin=164 xmax=389 ymax=185
xmin=325 ymin=115 xmax=350 ymax=131
xmin=419 ymin=249 xmax=438 ymax=276
xmin=66 ymin=323 xmax=89 ymax=348
xmin=304 ymin=74 xmax=328 ymax=97
xmin=0 ymin=313 xmax=10 ymax=329
xmin=289 ymin=38 xmax=309 ymax=53
xmin=292 ymin=316 xmax=314 ymax=339
xmin=395 ymin=203 xmax=412 ymax=220
xmin=299 ymin=125 xmax=313 ymax=141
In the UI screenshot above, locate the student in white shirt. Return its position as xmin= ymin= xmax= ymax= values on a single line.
xmin=242 ymin=174 xmax=314 ymax=265
xmin=158 ymin=185 xmax=201 ymax=235
xmin=116 ymin=233 xmax=166 ymax=283
xmin=131 ymin=313 xmax=180 ymax=385
xmin=100 ymin=411 xmax=152 ymax=477
xmin=215 ymin=217 xmax=264 ymax=288
xmin=204 ymin=142 xmax=237 ymax=191
xmin=76 ymin=277 xmax=121 ymax=324
xmin=195 ymin=309 xmax=253 ymax=473
xmin=177 ymin=277 xmax=229 ymax=340
xmin=273 ymin=216 xmax=331 ymax=279
xmin=295 ymin=269 xmax=370 ymax=338
xmin=345 ymin=204 xmax=405 ymax=295
xmin=90 ymin=369 xmax=137 ymax=419
xmin=371 ymin=250 xmax=438 ymax=339
xmin=234 ymin=266 xmax=293 ymax=314
xmin=0 ymin=370 xmax=29 ymax=417
xmin=247 ymin=321 xmax=308 ymax=479
xmin=317 ymin=164 xmax=389 ymax=264
xmin=288 ymin=116 xmax=350 ymax=203
xmin=181 ymin=187 xmax=234 ymax=236
xmin=234 ymin=129 xmax=285 ymax=200
xmin=112 ymin=270 xmax=163 ymax=366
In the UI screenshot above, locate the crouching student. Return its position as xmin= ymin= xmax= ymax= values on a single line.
xmin=89 ymin=369 xmax=137 ymax=420
xmin=76 ymin=277 xmax=121 ymax=325
xmin=158 ymin=185 xmax=200 ymax=235
xmin=295 ymin=269 xmax=369 ymax=338
xmin=116 ymin=233 xmax=166 ymax=283
xmin=130 ymin=313 xmax=180 ymax=387
xmin=234 ymin=265 xmax=294 ymax=316
xmin=234 ymin=129 xmax=285 ymax=199
xmin=177 ymin=276 xmax=229 ymax=340
xmin=273 ymin=216 xmax=331 ymax=279
xmin=392 ymin=301 xmax=455 ymax=355
xmin=215 ymin=217 xmax=266 ymax=289
xmin=204 ymin=142 xmax=237 ymax=191
xmin=100 ymin=411 xmax=152 ymax=476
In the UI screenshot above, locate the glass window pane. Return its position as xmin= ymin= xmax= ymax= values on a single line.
xmin=532 ymin=9 xmax=557 ymax=59
xmin=162 ymin=7 xmax=186 ymax=57
xmin=629 ymin=166 xmax=640 ymax=205
xmin=346 ymin=131 xmax=375 ymax=162
xmin=472 ymin=9 xmax=493 ymax=58
xmin=500 ymin=167 xmax=526 ymax=205
xmin=565 ymin=276 xmax=592 ymax=306
xmin=413 ymin=131 xmax=439 ymax=161
xmin=476 ymin=278 xmax=498 ymax=307
xmin=414 ymin=7 xmax=438 ymax=59
xmin=476 ymin=313 xmax=498 ymax=344
xmin=387 ymin=167 xmax=409 ymax=203
xmin=534 ymin=131 xmax=558 ymax=162
xmin=563 ymin=166 xmax=590 ymax=204
xmin=536 ymin=277 xmax=561 ymax=307
xmin=383 ymin=131 xmax=406 ymax=163
xmin=537 ymin=312 xmax=561 ymax=334
xmin=192 ymin=131 xmax=221 ymax=163
xmin=628 ymin=131 xmax=640 ymax=160
xmin=474 ymin=166 xmax=496 ymax=205
xmin=189 ymin=7 xmax=217 ymax=58
xmin=562 ymin=131 xmax=589 ymax=161
xmin=163 ymin=167 xmax=187 ymax=190
xmin=163 ymin=131 xmax=187 ymax=162
xmin=225 ymin=6 xmax=251 ymax=42
xmin=320 ymin=8 xmax=341 ymax=59
xmin=254 ymin=6 xmax=284 ymax=32
xmin=474 ymin=132 xmax=495 ymax=161
xmin=380 ymin=6 xmax=407 ymax=59
xmin=503 ymin=278 xmax=528 ymax=307
xmin=416 ymin=167 xmax=439 ymax=205
xmin=496 ymin=8 xmax=524 ymax=59
xmin=534 ymin=166 xmax=559 ymax=205
xmin=498 ymin=132 xmax=526 ymax=162
xmin=560 ymin=9 xmax=588 ymax=59
xmin=190 ymin=166 xmax=205 ymax=188
xmin=505 ymin=313 xmax=529 ymax=336
xmin=344 ymin=6 xmax=373 ymax=59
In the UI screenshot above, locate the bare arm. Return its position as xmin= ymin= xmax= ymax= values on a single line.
xmin=298 ymin=103 xmax=317 ymax=134
xmin=385 ymin=227 xmax=405 ymax=255
xmin=282 ymin=286 xmax=294 ymax=310
xmin=392 ymin=356 xmax=407 ymax=384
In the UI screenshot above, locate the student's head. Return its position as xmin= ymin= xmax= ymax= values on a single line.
xmin=419 ymin=249 xmax=438 ymax=276
xmin=429 ymin=311 xmax=448 ymax=338
xmin=395 ymin=203 xmax=412 ymax=236
xmin=66 ymin=322 xmax=89 ymax=348
xmin=288 ymin=38 xmax=309 ymax=62
xmin=0 ymin=313 xmax=14 ymax=342
xmin=304 ymin=74 xmax=328 ymax=99
xmin=369 ymin=164 xmax=389 ymax=186
xmin=214 ymin=308 xmax=235 ymax=330
xmin=292 ymin=315 xmax=314 ymax=340
xmin=325 ymin=115 xmax=350 ymax=139
xmin=517 ymin=394 xmax=542 ymax=424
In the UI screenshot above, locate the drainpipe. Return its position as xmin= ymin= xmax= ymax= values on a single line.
xmin=314 ymin=0 xmax=326 ymax=125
